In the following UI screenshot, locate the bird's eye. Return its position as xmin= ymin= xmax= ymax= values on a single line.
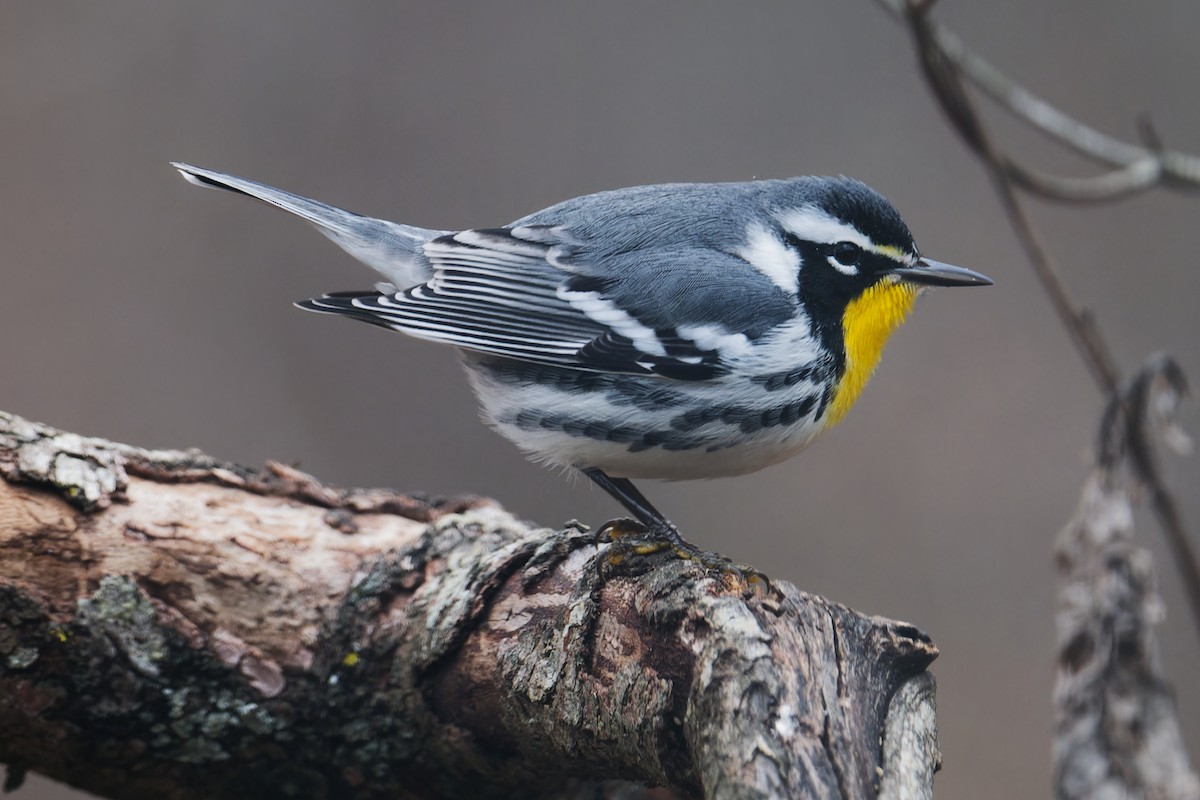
xmin=832 ymin=242 xmax=862 ymax=266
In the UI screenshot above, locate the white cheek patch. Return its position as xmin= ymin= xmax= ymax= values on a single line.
xmin=735 ymin=222 xmax=800 ymax=295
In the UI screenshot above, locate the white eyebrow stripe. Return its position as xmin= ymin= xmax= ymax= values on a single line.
xmin=776 ymin=206 xmax=915 ymax=264
xmin=736 ymin=222 xmax=801 ymax=295
xmin=777 ymin=206 xmax=873 ymax=250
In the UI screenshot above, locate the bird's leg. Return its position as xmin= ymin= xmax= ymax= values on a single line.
xmin=582 ymin=468 xmax=768 ymax=589
xmin=583 ymin=468 xmax=694 ymax=554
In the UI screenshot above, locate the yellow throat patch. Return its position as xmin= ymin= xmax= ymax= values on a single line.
xmin=825 ymin=278 xmax=918 ymax=427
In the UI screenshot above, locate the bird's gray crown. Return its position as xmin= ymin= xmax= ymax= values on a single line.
xmin=513 ymin=176 xmax=916 ymax=257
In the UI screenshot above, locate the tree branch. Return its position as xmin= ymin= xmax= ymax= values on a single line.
xmin=0 ymin=411 xmax=939 ymax=799
xmin=897 ymin=0 xmax=1122 ymax=391
xmin=874 ymin=0 xmax=1200 ymax=201
xmin=877 ymin=0 xmax=1200 ymax=645
xmin=1053 ymin=356 xmax=1200 ymax=800
xmin=872 ymin=7 xmax=1200 ymax=794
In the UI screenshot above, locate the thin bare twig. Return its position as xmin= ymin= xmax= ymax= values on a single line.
xmin=902 ymin=1 xmax=1121 ymax=392
xmin=1119 ymin=357 xmax=1200 ymax=631
xmin=879 ymin=0 xmax=1200 ymax=639
xmin=874 ymin=0 xmax=1200 ymax=202
xmin=1054 ymin=355 xmax=1200 ymax=799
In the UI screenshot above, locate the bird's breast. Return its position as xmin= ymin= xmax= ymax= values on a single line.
xmin=824 ymin=279 xmax=918 ymax=427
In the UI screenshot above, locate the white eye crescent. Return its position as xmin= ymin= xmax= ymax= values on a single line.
xmin=827 ymin=241 xmax=862 ymax=276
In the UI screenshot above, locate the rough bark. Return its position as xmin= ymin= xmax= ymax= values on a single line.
xmin=0 ymin=411 xmax=939 ymax=799
xmin=1052 ymin=360 xmax=1200 ymax=800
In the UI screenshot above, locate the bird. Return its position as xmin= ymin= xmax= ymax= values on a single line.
xmin=173 ymin=163 xmax=991 ymax=573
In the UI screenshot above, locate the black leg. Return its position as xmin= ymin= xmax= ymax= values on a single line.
xmin=582 ymin=468 xmax=770 ymax=591
xmin=581 ymin=467 xmax=770 ymax=591
xmin=582 ymin=467 xmax=694 ymax=551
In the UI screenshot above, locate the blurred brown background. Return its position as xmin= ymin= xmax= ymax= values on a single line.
xmin=3 ymin=2 xmax=1197 ymax=798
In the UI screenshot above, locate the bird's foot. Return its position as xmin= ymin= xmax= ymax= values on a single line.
xmin=595 ymin=518 xmax=771 ymax=594
xmin=594 ymin=518 xmax=676 ymax=558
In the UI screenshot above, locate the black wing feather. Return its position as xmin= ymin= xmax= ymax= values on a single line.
xmin=298 ymin=227 xmax=758 ymax=380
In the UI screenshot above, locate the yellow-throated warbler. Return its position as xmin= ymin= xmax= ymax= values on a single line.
xmin=174 ymin=163 xmax=991 ymax=562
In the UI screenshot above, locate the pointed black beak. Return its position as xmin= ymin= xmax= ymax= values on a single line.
xmin=890 ymin=258 xmax=993 ymax=287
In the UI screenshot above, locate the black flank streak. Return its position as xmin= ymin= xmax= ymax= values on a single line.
xmin=608 ymin=381 xmax=688 ymax=411
xmin=479 ymin=359 xmax=687 ymax=410
xmin=506 ymin=410 xmax=708 ymax=451
xmin=750 ymin=365 xmax=820 ymax=391
xmin=507 ymin=411 xmax=640 ymax=444
xmin=815 ymin=384 xmax=835 ymax=421
xmin=671 ymin=407 xmax=725 ymax=431
xmin=670 ymin=395 xmax=819 ymax=434
xmin=628 ymin=430 xmax=707 ymax=453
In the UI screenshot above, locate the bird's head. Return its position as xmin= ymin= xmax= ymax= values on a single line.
xmin=766 ymin=177 xmax=992 ymax=425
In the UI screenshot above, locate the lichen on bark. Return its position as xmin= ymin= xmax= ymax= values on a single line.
xmin=0 ymin=411 xmax=940 ymax=799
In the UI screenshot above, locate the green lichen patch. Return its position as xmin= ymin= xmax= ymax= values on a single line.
xmin=2 ymin=417 xmax=129 ymax=511
xmin=77 ymin=576 xmax=168 ymax=678
xmin=0 ymin=584 xmax=53 ymax=669
xmin=5 ymin=646 xmax=38 ymax=669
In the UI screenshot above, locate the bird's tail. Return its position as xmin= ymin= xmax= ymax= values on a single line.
xmin=172 ymin=162 xmax=445 ymax=290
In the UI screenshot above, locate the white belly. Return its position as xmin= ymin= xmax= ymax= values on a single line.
xmin=462 ymin=355 xmax=833 ymax=480
xmin=493 ymin=422 xmax=823 ymax=480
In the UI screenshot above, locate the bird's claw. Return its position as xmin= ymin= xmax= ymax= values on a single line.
xmin=594 ymin=518 xmax=771 ymax=595
xmin=667 ymin=544 xmax=772 ymax=595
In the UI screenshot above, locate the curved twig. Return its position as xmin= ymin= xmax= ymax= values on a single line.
xmin=874 ymin=0 xmax=1200 ymax=201
xmin=1054 ymin=355 xmax=1200 ymax=799
xmin=875 ymin=0 xmax=1200 ymax=641
xmin=902 ymin=0 xmax=1122 ymax=391
xmin=1116 ymin=357 xmax=1200 ymax=634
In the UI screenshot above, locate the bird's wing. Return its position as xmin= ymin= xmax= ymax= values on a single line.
xmin=299 ymin=225 xmax=796 ymax=381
